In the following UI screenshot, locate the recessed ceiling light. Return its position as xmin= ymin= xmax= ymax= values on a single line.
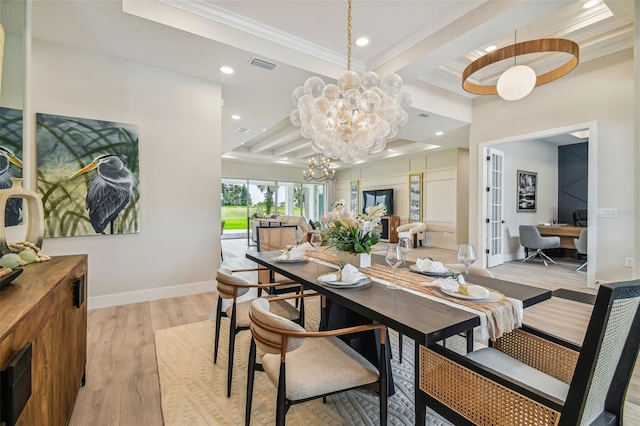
xmin=219 ymin=66 xmax=234 ymax=74
xmin=355 ymin=37 xmax=369 ymax=47
xmin=583 ymin=0 xmax=599 ymax=8
xmin=231 ymin=115 xmax=241 ymax=120
xmin=484 ymin=45 xmax=497 ymax=53
xmin=435 ymin=131 xmax=444 ymax=136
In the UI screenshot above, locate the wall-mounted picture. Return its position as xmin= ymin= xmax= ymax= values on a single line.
xmin=350 ymin=180 xmax=359 ymax=212
xmin=517 ymin=170 xmax=537 ymax=212
xmin=409 ymin=172 xmax=422 ymax=222
xmin=37 ymin=113 xmax=140 ymax=237
xmin=0 ymin=107 xmax=24 ymax=227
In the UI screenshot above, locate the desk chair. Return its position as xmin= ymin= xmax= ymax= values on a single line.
xmin=419 ymin=279 xmax=640 ymax=426
xmin=573 ymin=209 xmax=588 ymax=227
xmin=519 ymin=225 xmax=560 ymax=266
xmin=214 ymin=268 xmax=302 ymax=397
xmin=246 ymin=296 xmax=388 ymax=426
xmin=574 ymin=228 xmax=587 ymax=272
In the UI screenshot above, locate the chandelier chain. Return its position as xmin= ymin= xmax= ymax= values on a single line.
xmin=347 ymin=0 xmax=352 ymax=71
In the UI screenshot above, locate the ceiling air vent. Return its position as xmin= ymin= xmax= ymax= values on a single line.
xmin=249 ymin=57 xmax=278 ymax=71
xmin=418 ymin=113 xmax=430 ymax=118
xmin=235 ymin=127 xmax=250 ymax=134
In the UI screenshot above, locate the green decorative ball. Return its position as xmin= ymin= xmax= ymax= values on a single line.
xmin=19 ymin=249 xmax=37 ymax=264
xmin=0 ymin=253 xmax=22 ymax=269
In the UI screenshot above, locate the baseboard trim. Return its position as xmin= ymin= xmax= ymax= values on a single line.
xmin=88 ymin=280 xmax=215 ymax=310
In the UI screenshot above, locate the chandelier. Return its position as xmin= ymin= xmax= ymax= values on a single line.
xmin=303 ymin=154 xmax=335 ymax=182
xmin=289 ymin=0 xmax=412 ymax=163
xmin=462 ymin=38 xmax=579 ymax=101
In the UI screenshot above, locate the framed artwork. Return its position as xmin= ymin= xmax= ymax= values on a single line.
xmin=0 ymin=107 xmax=24 ymax=227
xmin=37 ymin=112 xmax=140 ymax=237
xmin=408 ymin=172 xmax=422 ymax=222
xmin=517 ymin=170 xmax=537 ymax=212
xmin=350 ymin=180 xmax=359 ymax=212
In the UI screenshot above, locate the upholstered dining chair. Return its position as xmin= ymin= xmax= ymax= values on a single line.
xmin=396 ymin=222 xmax=427 ymax=247
xmin=246 ymin=296 xmax=388 ymax=426
xmin=519 ymin=225 xmax=560 ymax=266
xmin=574 ymin=228 xmax=587 ymax=272
xmin=419 ymin=279 xmax=640 ymax=426
xmin=445 ymin=264 xmax=495 ymax=278
xmin=214 ymin=268 xmax=303 ymax=397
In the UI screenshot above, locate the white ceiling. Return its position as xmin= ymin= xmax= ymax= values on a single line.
xmin=31 ymin=0 xmax=634 ymax=171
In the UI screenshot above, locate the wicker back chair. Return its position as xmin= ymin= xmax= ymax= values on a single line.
xmin=213 ymin=268 xmax=302 ymax=398
xmin=419 ymin=279 xmax=640 ymax=425
xmin=256 ymin=225 xmax=302 ymax=295
xmin=245 ymin=296 xmax=388 ymax=426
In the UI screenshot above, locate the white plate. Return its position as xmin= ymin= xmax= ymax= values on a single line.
xmin=409 ymin=264 xmax=454 ymax=277
xmin=320 ymin=277 xmax=371 ymax=289
xmin=271 ymin=256 xmax=309 ymax=263
xmin=440 ymin=284 xmax=490 ymax=301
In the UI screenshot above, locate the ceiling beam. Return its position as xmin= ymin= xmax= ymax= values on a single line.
xmin=273 ymin=139 xmax=310 ymax=156
xmin=250 ymin=127 xmax=301 ymax=154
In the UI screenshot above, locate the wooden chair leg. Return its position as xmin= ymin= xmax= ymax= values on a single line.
xmin=213 ymin=296 xmax=223 ymax=364
xmin=245 ymin=338 xmax=257 ymax=426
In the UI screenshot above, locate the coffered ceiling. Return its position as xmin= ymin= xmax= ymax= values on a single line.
xmin=32 ymin=0 xmax=634 ymax=171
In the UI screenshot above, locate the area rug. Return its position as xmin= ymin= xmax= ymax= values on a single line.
xmin=552 ymin=288 xmax=596 ymax=305
xmin=155 ymin=300 xmax=457 ymax=425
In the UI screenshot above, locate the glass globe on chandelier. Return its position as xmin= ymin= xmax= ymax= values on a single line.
xmin=289 ymin=0 xmax=412 ymax=163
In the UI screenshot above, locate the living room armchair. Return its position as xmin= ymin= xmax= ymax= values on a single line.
xmin=396 ymin=222 xmax=426 ymax=247
xmin=419 ymin=279 xmax=640 ymax=425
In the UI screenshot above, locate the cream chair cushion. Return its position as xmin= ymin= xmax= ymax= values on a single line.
xmin=217 ymin=268 xmax=250 ymax=298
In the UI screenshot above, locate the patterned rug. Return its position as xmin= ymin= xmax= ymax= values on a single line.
xmin=155 ymin=299 xmax=457 ymax=425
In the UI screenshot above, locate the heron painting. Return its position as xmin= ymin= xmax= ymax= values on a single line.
xmin=37 ymin=112 xmax=140 ymax=237
xmin=0 ymin=107 xmax=24 ymax=227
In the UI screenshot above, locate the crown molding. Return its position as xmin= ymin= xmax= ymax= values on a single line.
xmin=158 ymin=0 xmax=366 ymax=73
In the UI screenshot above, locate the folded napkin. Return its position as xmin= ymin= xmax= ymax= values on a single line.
xmin=275 ymin=246 xmax=307 ymax=260
xmin=415 ymin=258 xmax=446 ymax=272
xmin=319 ymin=264 xmax=366 ymax=284
xmin=432 ymin=277 xmax=489 ymax=299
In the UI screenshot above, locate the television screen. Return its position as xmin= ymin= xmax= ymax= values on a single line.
xmin=362 ymin=189 xmax=393 ymax=215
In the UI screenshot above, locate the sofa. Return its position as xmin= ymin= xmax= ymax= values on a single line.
xmin=251 ymin=215 xmax=313 ymax=243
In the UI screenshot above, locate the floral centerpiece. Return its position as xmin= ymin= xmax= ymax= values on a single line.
xmin=319 ymin=199 xmax=386 ymax=266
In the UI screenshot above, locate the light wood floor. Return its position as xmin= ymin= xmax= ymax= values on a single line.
xmin=69 ymin=238 xmax=639 ymax=425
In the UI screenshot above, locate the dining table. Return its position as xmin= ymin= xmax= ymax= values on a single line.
xmin=246 ymin=249 xmax=551 ymax=426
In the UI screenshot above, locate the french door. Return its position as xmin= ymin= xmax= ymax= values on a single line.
xmin=484 ymin=147 xmax=505 ymax=267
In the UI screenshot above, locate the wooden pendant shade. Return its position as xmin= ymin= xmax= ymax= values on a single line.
xmin=462 ymin=38 xmax=580 ymax=96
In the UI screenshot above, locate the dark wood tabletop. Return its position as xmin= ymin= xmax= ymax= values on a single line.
xmin=247 ymin=250 xmax=552 ymax=425
xmin=247 ymin=251 xmax=482 ymax=344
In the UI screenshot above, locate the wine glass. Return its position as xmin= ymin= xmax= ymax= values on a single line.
xmin=385 ymin=245 xmax=403 ymax=290
xmin=310 ymin=232 xmax=322 ymax=250
xmin=457 ymin=244 xmax=477 ymax=282
xmin=398 ymin=237 xmax=412 ymax=269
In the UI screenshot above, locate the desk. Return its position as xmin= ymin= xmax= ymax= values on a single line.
xmin=247 ymin=251 xmax=550 ymax=425
xmin=536 ymin=225 xmax=584 ymax=249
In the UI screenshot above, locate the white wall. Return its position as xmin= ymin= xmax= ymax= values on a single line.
xmin=222 ymin=160 xmax=308 ymax=183
xmin=31 ymin=42 xmax=222 ymax=307
xmin=336 ymin=145 xmax=469 ymax=249
xmin=492 ymin=139 xmax=559 ymax=261
xmin=469 ymin=49 xmax=634 ymax=283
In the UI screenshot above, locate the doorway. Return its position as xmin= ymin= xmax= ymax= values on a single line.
xmin=479 ymin=121 xmax=597 ymax=288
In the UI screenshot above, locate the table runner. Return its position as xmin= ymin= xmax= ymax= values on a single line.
xmin=306 ymin=250 xmax=522 ymax=341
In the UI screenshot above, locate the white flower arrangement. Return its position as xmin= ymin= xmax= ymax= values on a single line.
xmin=320 ymin=199 xmax=387 ymax=254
